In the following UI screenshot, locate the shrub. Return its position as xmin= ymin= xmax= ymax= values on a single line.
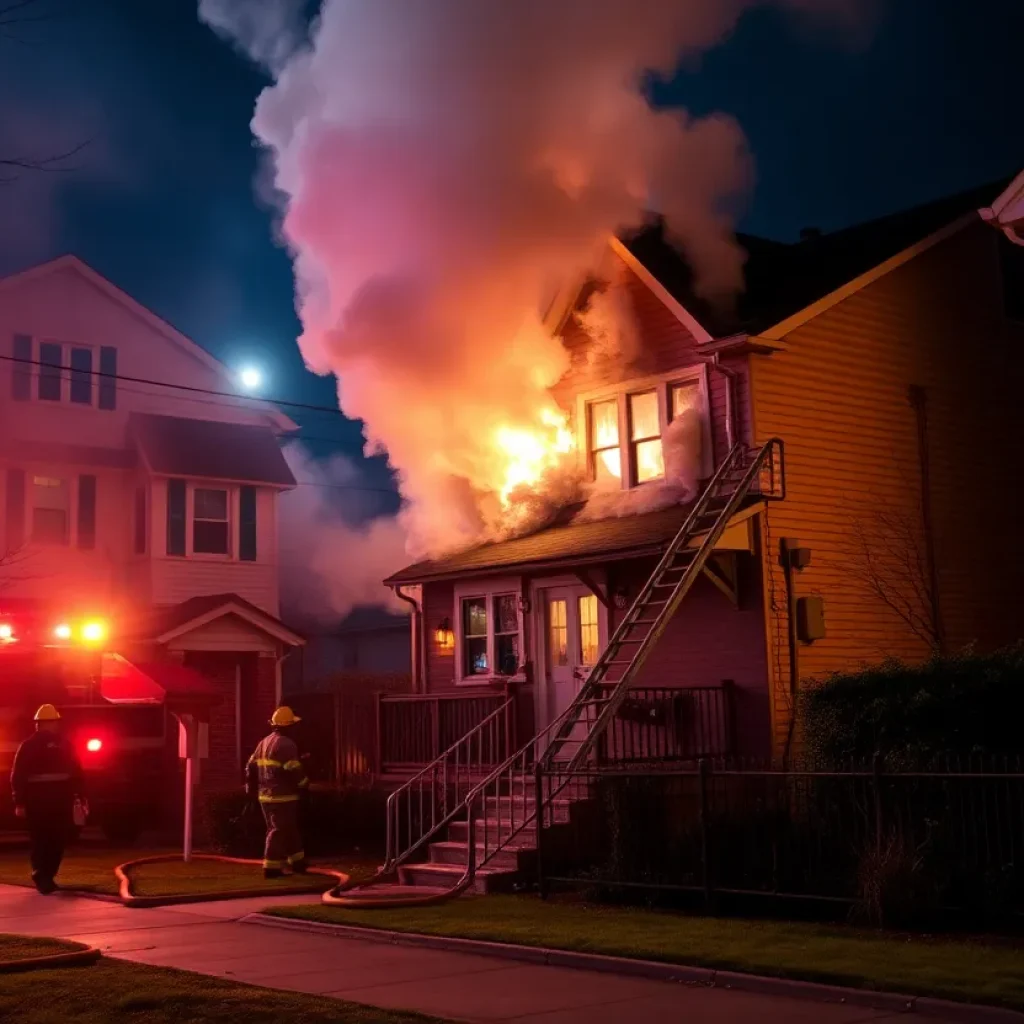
xmin=800 ymin=645 xmax=1024 ymax=765
xmin=199 ymin=786 xmax=389 ymax=858
xmin=853 ymin=828 xmax=940 ymax=928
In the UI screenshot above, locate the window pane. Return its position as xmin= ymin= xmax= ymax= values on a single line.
xmin=589 ymin=400 xmax=619 ymax=450
xmin=671 ymin=381 xmax=699 ymax=419
xmin=547 ymin=599 xmax=568 ymax=668
xmin=194 ymin=488 xmax=228 ymax=520
xmin=496 ymin=634 xmax=520 ymax=676
xmin=32 ymin=507 xmax=68 ymax=545
xmin=493 ymin=594 xmax=517 ymax=634
xmin=629 ymin=391 xmax=659 ymax=441
xmin=463 ymin=597 xmax=487 ymax=637
xmin=38 ymin=343 xmax=62 ymax=401
xmin=193 ymin=520 xmax=229 ymax=554
xmin=594 ymin=448 xmax=621 ymax=483
xmin=465 ymin=636 xmax=488 ymax=675
xmin=578 ymin=594 xmax=599 ymax=665
xmin=634 ymin=438 xmax=664 ymax=483
xmin=70 ymin=347 xmax=92 ymax=405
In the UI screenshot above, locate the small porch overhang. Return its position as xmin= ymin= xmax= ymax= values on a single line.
xmin=129 ymin=594 xmax=305 ymax=651
xmin=385 ymin=498 xmax=764 ymax=587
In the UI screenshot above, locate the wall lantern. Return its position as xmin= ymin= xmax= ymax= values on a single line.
xmin=518 ymin=594 xmax=531 ymax=615
xmin=435 ymin=618 xmax=454 ymax=650
xmin=612 ymin=586 xmax=630 ymax=610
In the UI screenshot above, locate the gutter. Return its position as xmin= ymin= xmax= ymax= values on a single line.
xmin=391 ymin=585 xmax=423 ymax=693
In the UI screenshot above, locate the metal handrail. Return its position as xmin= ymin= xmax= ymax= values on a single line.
xmin=459 ymin=700 xmax=583 ymax=885
xmin=456 ymin=438 xmax=785 ymax=885
xmin=382 ymin=696 xmax=513 ymax=873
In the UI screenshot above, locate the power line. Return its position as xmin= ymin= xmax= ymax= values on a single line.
xmin=0 ymin=352 xmax=347 ymax=416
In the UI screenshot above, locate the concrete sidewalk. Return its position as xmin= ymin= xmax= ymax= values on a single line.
xmin=0 ymin=882 xmax=989 ymax=1023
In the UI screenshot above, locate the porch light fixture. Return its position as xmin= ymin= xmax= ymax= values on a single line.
xmin=518 ymin=594 xmax=531 ymax=614
xmin=612 ymin=586 xmax=630 ymax=609
xmin=435 ymin=618 xmax=454 ymax=650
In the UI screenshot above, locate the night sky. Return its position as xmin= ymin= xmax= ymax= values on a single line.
xmin=1 ymin=0 xmax=1021 ymax=489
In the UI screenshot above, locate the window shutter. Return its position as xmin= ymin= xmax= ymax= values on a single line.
xmin=77 ymin=475 xmax=97 ymax=550
xmin=11 ymin=335 xmax=31 ymax=400
xmin=239 ymin=485 xmax=257 ymax=561
xmin=5 ymin=468 xmax=25 ymax=551
xmin=98 ymin=346 xmax=117 ymax=410
xmin=166 ymin=479 xmax=186 ymax=556
xmin=134 ymin=485 xmax=147 ymax=555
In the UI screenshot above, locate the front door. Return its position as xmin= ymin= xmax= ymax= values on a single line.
xmin=539 ymin=586 xmax=605 ymax=752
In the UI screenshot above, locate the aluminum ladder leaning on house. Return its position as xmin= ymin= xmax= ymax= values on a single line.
xmin=324 ymin=437 xmax=786 ymax=908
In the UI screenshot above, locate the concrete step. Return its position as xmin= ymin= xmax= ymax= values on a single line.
xmin=398 ymin=860 xmax=519 ymax=894
xmin=448 ymin=817 xmax=539 ymax=845
xmin=482 ymin=795 xmax=572 ymax=822
xmin=428 ymin=840 xmax=535 ymax=871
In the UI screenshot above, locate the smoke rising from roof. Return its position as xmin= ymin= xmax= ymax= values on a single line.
xmin=203 ymin=0 xmax=858 ymax=561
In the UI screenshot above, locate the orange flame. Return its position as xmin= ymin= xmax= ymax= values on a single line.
xmin=495 ymin=407 xmax=575 ymax=505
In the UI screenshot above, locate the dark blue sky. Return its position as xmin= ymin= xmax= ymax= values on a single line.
xmin=1 ymin=0 xmax=1020 ymax=481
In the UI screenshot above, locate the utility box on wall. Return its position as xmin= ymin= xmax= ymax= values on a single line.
xmin=796 ymin=596 xmax=826 ymax=642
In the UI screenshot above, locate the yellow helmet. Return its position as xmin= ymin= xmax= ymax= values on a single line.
xmin=270 ymin=706 xmax=300 ymax=727
xmin=34 ymin=704 xmax=61 ymax=722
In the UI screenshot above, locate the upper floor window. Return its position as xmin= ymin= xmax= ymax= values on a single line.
xmin=582 ymin=369 xmax=708 ymax=489
xmin=10 ymin=335 xmax=117 ymax=409
xmin=31 ymin=476 xmax=70 ymax=545
xmin=165 ymin=480 xmax=258 ymax=561
xmin=193 ymin=487 xmax=229 ymax=555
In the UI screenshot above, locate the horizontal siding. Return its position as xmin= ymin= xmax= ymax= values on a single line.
xmin=165 ymin=612 xmax=279 ymax=653
xmin=752 ymin=223 xmax=1024 ymax=754
xmin=608 ymin=555 xmax=770 ymax=758
xmin=150 ymin=558 xmax=279 ymax=616
xmin=551 ymin=256 xmax=750 ymax=463
xmin=423 ymin=580 xmax=456 ymax=692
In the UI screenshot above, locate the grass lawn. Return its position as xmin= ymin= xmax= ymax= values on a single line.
xmin=0 ymin=843 xmax=378 ymax=897
xmin=0 ymin=957 xmax=440 ymax=1024
xmin=0 ymin=933 xmax=86 ymax=963
xmin=269 ymin=894 xmax=1024 ymax=1011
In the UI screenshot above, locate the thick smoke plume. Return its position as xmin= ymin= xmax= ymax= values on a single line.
xmin=279 ymin=445 xmax=407 ymax=624
xmin=203 ymin=0 xmax=857 ymax=559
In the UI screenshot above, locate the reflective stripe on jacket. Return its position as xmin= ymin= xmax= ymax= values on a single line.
xmin=10 ymin=731 xmax=83 ymax=808
xmin=245 ymin=731 xmax=308 ymax=804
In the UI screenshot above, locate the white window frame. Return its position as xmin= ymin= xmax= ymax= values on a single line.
xmin=575 ymin=364 xmax=712 ymax=490
xmin=30 ymin=339 xmax=99 ymax=407
xmin=453 ymin=578 xmax=526 ymax=685
xmin=186 ymin=482 xmax=235 ymax=560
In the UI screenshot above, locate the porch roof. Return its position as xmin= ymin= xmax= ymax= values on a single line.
xmin=130 ymin=593 xmax=305 ymax=647
xmin=130 ymin=413 xmax=296 ymax=488
xmin=385 ymin=498 xmax=761 ymax=585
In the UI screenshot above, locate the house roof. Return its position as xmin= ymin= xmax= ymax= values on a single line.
xmin=130 ymin=412 xmax=296 ymax=488
xmin=0 ymin=254 xmax=297 ymax=432
xmin=134 ymin=593 xmax=305 ymax=647
xmin=385 ymin=498 xmax=759 ymax=585
xmin=622 ymin=177 xmax=1013 ymax=338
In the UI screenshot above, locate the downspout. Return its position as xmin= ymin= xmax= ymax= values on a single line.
xmin=695 ymin=352 xmax=737 ymax=454
xmin=392 ymin=584 xmax=422 ymax=693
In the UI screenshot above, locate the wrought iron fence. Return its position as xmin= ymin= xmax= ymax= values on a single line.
xmin=536 ymin=756 xmax=1024 ymax=924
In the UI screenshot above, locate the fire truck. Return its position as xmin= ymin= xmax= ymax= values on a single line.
xmin=0 ymin=610 xmax=167 ymax=843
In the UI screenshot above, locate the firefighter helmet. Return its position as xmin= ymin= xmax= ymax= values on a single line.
xmin=34 ymin=704 xmax=61 ymax=722
xmin=270 ymin=706 xmax=301 ymax=727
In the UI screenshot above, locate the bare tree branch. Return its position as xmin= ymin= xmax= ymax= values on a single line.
xmin=844 ymin=504 xmax=941 ymax=652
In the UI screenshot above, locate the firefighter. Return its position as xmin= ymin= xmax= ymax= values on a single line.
xmin=245 ymin=706 xmax=309 ymax=878
xmin=10 ymin=704 xmax=84 ymax=894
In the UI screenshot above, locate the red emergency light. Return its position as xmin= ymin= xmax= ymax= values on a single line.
xmin=85 ymin=737 xmax=103 ymax=753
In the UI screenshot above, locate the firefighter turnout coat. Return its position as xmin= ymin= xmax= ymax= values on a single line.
xmin=246 ymin=730 xmax=309 ymax=804
xmin=10 ymin=730 xmax=83 ymax=814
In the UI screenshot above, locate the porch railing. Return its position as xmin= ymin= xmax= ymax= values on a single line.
xmin=383 ymin=696 xmax=514 ymax=872
xmin=597 ymin=682 xmax=736 ymax=764
xmin=377 ymin=691 xmax=511 ymax=776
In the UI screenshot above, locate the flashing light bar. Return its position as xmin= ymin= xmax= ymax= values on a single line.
xmin=0 ymin=623 xmax=13 ymax=641
xmin=85 ymin=738 xmax=103 ymax=753
xmin=54 ymin=623 xmax=72 ymax=640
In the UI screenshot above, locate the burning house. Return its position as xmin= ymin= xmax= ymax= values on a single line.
xmin=378 ymin=176 xmax=1024 ymax=780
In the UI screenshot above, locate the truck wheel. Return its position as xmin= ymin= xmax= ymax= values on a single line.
xmin=102 ymin=819 xmax=142 ymax=846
